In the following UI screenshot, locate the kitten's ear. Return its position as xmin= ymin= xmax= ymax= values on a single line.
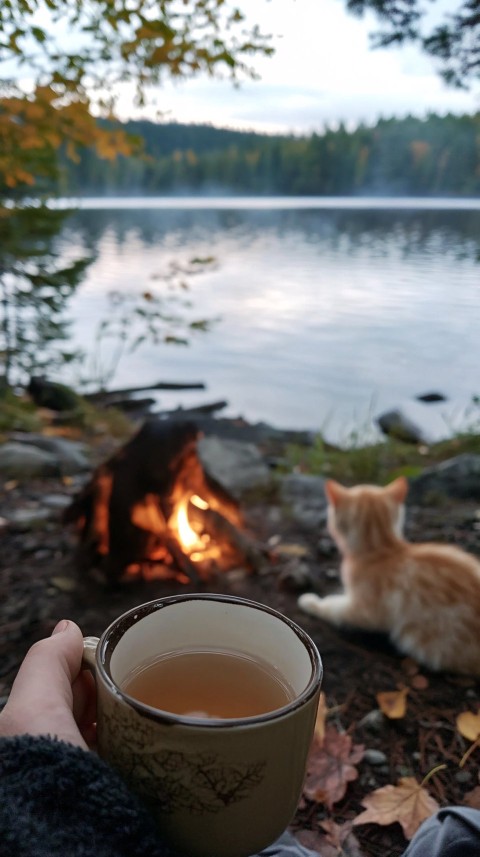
xmin=386 ymin=476 xmax=409 ymax=503
xmin=325 ymin=479 xmax=347 ymax=506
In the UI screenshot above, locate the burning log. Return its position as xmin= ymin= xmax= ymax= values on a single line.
xmin=187 ymin=500 xmax=266 ymax=570
xmin=65 ymin=419 xmax=261 ymax=584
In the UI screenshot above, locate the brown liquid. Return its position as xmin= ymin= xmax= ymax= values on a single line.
xmin=121 ymin=648 xmax=294 ymax=719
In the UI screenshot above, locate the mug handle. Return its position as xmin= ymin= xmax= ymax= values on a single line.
xmin=82 ymin=636 xmax=100 ymax=672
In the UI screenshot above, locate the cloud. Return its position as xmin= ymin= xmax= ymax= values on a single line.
xmin=113 ymin=0 xmax=479 ymax=133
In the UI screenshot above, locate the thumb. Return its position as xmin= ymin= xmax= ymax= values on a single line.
xmin=0 ymin=620 xmax=89 ymax=749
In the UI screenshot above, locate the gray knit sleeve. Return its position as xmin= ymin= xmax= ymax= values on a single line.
xmin=0 ymin=735 xmax=175 ymax=857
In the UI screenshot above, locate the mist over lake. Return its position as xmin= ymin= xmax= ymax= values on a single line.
xmin=59 ymin=198 xmax=480 ymax=444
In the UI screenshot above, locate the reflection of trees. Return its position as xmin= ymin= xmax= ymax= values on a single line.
xmin=101 ymin=710 xmax=265 ymax=815
xmin=0 ymin=205 xmax=91 ymax=387
xmin=63 ymin=207 xmax=480 ymax=265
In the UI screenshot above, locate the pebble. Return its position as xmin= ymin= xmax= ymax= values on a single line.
xmin=223 ymin=568 xmax=248 ymax=584
xmin=455 ymin=770 xmax=473 ymax=784
xmin=358 ymin=710 xmax=386 ymax=732
xmin=43 ymin=494 xmax=72 ymax=509
xmin=317 ymin=537 xmax=337 ymax=558
xmin=278 ymin=559 xmax=314 ymax=591
xmin=325 ymin=567 xmax=339 ymax=580
xmin=7 ymin=508 xmax=52 ymax=529
xmin=363 ymin=749 xmax=388 ymax=766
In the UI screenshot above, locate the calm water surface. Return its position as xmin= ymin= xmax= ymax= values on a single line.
xmin=59 ymin=199 xmax=480 ymax=443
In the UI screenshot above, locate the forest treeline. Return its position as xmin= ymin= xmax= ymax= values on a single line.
xmin=57 ymin=112 xmax=480 ymax=197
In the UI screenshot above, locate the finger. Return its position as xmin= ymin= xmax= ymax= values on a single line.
xmin=0 ymin=620 xmax=88 ymax=749
xmin=72 ymin=668 xmax=97 ymax=740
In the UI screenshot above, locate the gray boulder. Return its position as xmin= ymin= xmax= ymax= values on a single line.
xmin=409 ymin=454 xmax=480 ymax=503
xmin=198 ymin=436 xmax=271 ymax=499
xmin=0 ymin=442 xmax=60 ymax=478
xmin=377 ymin=409 xmax=426 ymax=444
xmin=8 ymin=433 xmax=90 ymax=474
xmin=280 ymin=473 xmax=327 ymax=531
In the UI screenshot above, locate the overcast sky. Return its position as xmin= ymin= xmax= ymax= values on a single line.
xmin=115 ymin=0 xmax=479 ymax=134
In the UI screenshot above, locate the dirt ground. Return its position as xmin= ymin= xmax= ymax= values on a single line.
xmin=1 ymin=467 xmax=480 ymax=857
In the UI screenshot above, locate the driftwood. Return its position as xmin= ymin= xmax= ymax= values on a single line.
xmin=156 ymin=400 xmax=228 ymax=418
xmin=103 ymin=396 xmax=156 ymax=412
xmin=86 ymin=380 xmax=206 ymax=403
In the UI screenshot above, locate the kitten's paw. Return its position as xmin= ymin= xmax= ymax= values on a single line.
xmin=297 ymin=592 xmax=323 ymax=616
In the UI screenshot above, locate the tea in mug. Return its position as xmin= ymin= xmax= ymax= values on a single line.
xmin=121 ymin=648 xmax=295 ymax=718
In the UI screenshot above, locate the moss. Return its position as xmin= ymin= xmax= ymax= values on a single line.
xmin=0 ymin=390 xmax=44 ymax=433
xmin=284 ymin=431 xmax=480 ymax=486
xmin=0 ymin=388 xmax=133 ymax=441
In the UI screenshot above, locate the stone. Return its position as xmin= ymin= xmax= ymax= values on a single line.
xmin=376 ymin=408 xmax=426 ymax=444
xmin=409 ymin=454 xmax=480 ymax=503
xmin=278 ymin=558 xmax=314 ymax=591
xmin=317 ymin=536 xmax=337 ymax=558
xmin=363 ymin=749 xmax=388 ymax=766
xmin=7 ymin=507 xmax=52 ymax=529
xmin=42 ymin=493 xmax=72 ymax=510
xmin=416 ymin=391 xmax=447 ymax=403
xmin=280 ymin=473 xmax=327 ymax=531
xmin=9 ymin=433 xmax=90 ymax=474
xmin=325 ymin=567 xmax=339 ymax=580
xmin=0 ymin=443 xmax=60 ymax=478
xmin=358 ymin=710 xmax=386 ymax=733
xmin=455 ymin=770 xmax=473 ymax=784
xmin=198 ymin=436 xmax=270 ymax=498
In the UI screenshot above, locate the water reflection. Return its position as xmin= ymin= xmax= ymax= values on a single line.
xmin=56 ymin=202 xmax=480 ymax=438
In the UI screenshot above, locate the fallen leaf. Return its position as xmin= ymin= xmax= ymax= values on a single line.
xmin=376 ymin=687 xmax=409 ymax=719
xmin=295 ymin=829 xmax=333 ymax=856
xmin=410 ymin=674 xmax=429 ymax=690
xmin=464 ymin=786 xmax=480 ymax=810
xmin=50 ymin=575 xmax=77 ymax=592
xmin=296 ymin=821 xmax=364 ymax=857
xmin=304 ymin=725 xmax=364 ymax=809
xmin=401 ymin=657 xmax=419 ymax=677
xmin=353 ymin=777 xmax=440 ymax=840
xmin=456 ymin=711 xmax=480 ymax=742
xmin=314 ymin=692 xmax=328 ymax=745
xmin=275 ymin=542 xmax=310 ymax=557
xmin=320 ymin=819 xmax=363 ymax=854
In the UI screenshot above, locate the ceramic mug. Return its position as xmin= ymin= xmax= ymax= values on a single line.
xmin=83 ymin=593 xmax=322 ymax=857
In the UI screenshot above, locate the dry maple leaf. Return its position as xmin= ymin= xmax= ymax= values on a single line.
xmin=353 ymin=776 xmax=440 ymax=840
xmin=304 ymin=724 xmax=364 ymax=809
xmin=456 ymin=711 xmax=480 ymax=742
xmin=296 ymin=821 xmax=364 ymax=857
xmin=376 ymin=687 xmax=409 ymax=719
xmin=410 ymin=674 xmax=429 ymax=690
xmin=464 ymin=786 xmax=480 ymax=810
xmin=320 ymin=818 xmax=363 ymax=855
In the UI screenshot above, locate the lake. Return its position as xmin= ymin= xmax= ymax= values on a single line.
xmin=57 ymin=198 xmax=480 ymax=444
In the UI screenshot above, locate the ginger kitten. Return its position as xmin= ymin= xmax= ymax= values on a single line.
xmin=298 ymin=476 xmax=480 ymax=675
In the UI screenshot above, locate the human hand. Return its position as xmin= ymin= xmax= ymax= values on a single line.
xmin=0 ymin=619 xmax=96 ymax=749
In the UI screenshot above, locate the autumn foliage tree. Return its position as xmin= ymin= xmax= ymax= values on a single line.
xmin=0 ymin=1 xmax=272 ymax=387
xmin=0 ymin=0 xmax=272 ymax=187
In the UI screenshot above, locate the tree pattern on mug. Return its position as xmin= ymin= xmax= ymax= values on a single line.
xmin=100 ymin=708 xmax=266 ymax=814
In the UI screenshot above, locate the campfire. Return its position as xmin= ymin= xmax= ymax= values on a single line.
xmin=65 ymin=420 xmax=263 ymax=584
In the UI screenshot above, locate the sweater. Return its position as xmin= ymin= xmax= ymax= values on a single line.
xmin=0 ymin=735 xmax=173 ymax=857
